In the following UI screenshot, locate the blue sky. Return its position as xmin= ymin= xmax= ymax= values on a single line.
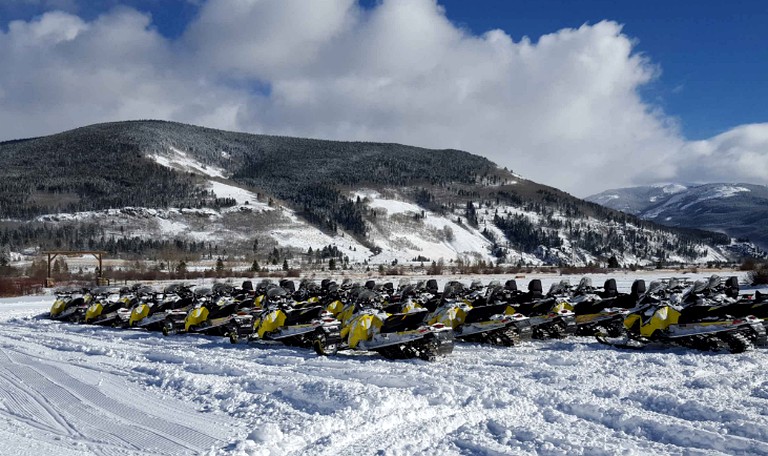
xmin=1 ymin=0 xmax=766 ymax=194
xmin=2 ymin=0 xmax=765 ymax=140
xmin=438 ymin=0 xmax=768 ymax=140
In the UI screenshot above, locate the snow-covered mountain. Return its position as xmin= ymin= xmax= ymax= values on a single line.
xmin=0 ymin=121 xmax=751 ymax=267
xmin=587 ymin=183 xmax=768 ymax=251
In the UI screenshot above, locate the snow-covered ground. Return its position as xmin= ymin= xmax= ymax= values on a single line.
xmin=2 ymin=275 xmax=768 ymax=455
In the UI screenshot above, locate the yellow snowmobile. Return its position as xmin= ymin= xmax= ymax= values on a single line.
xmin=312 ymin=290 xmax=454 ymax=360
xmin=597 ymin=281 xmax=767 ymax=353
xmin=49 ymin=287 xmax=92 ymax=322
xmin=83 ymin=287 xmax=126 ymax=325
xmin=228 ymin=286 xmax=328 ymax=346
xmin=423 ymin=283 xmax=532 ymax=346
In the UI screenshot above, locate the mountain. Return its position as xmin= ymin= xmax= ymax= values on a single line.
xmin=0 ymin=120 xmax=744 ymax=267
xmin=587 ymin=183 xmax=768 ymax=252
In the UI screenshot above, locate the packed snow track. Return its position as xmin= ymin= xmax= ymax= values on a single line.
xmin=2 ymin=295 xmax=768 ymax=455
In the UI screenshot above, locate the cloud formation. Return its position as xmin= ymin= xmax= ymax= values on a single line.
xmin=0 ymin=0 xmax=764 ymax=196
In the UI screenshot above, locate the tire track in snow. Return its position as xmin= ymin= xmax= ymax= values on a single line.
xmin=0 ymin=345 xmax=231 ymax=455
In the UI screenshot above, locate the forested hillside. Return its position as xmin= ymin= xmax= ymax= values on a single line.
xmin=0 ymin=121 xmax=737 ymax=265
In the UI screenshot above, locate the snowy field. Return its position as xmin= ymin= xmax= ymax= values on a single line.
xmin=2 ymin=274 xmax=768 ymax=455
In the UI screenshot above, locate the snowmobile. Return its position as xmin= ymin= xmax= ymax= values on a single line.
xmin=596 ymin=281 xmax=767 ymax=353
xmin=83 ymin=287 xmax=128 ymax=325
xmin=721 ymin=288 xmax=768 ymax=329
xmin=185 ymin=283 xmax=256 ymax=336
xmin=567 ymin=278 xmax=644 ymax=337
xmin=312 ymin=290 xmax=454 ymax=360
xmin=49 ymin=287 xmax=93 ymax=322
xmin=129 ymin=284 xmax=195 ymax=331
xmin=422 ymin=283 xmax=532 ymax=346
xmin=114 ymin=285 xmax=157 ymax=328
xmin=227 ymin=286 xmax=329 ymax=346
xmin=507 ymin=280 xmax=577 ymax=339
xmin=163 ymin=284 xmax=254 ymax=336
xmin=162 ymin=287 xmax=214 ymax=335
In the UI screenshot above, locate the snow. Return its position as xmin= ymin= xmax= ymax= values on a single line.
xmin=659 ymin=183 xmax=688 ymax=195
xmin=353 ymin=190 xmax=497 ymax=264
xmin=148 ymin=146 xmax=227 ymax=178
xmin=3 ymin=274 xmax=768 ymax=455
xmin=208 ymin=180 xmax=272 ymax=212
xmin=708 ymin=185 xmax=751 ymax=199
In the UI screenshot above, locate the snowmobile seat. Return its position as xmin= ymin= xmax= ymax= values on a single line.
xmin=600 ymin=279 xmax=618 ymax=298
xmin=724 ymin=276 xmax=739 ymax=298
xmin=379 ymin=310 xmax=428 ymax=333
xmin=242 ymin=281 xmax=254 ymax=292
xmin=513 ymin=279 xmax=544 ymax=303
xmin=463 ymin=303 xmax=510 ymax=324
xmin=365 ymin=280 xmax=376 ymax=290
xmin=283 ymin=306 xmax=323 ymax=326
xmin=631 ymin=279 xmax=646 ymax=297
xmin=504 ymin=280 xmax=518 ymax=292
xmin=573 ymin=297 xmax=610 ymax=315
xmin=678 ymin=305 xmax=728 ymax=324
xmin=280 ymin=280 xmax=296 ymax=293
xmin=321 ymin=279 xmax=331 ymax=290
xmin=382 ymin=303 xmax=404 ymax=314
xmin=426 ymin=279 xmax=439 ymax=294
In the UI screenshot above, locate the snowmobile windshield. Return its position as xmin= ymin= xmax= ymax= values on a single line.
xmin=212 ymin=283 xmax=233 ymax=295
xmin=549 ymin=281 xmax=569 ymax=295
xmin=267 ymin=287 xmax=289 ymax=299
xmin=137 ymin=286 xmax=154 ymax=296
xmin=400 ymin=285 xmax=415 ymax=297
xmin=356 ymin=291 xmax=380 ymax=308
xmin=442 ymin=284 xmax=459 ymax=299
xmin=194 ymin=287 xmax=213 ymax=297
xmin=708 ymin=275 xmax=722 ymax=289
xmin=578 ymin=277 xmax=592 ymax=290
xmin=164 ymin=284 xmax=181 ymax=294
xmin=647 ymin=281 xmax=664 ymax=295
xmin=692 ymin=280 xmax=708 ymax=294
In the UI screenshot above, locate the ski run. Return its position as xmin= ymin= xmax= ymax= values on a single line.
xmin=2 ymin=273 xmax=768 ymax=456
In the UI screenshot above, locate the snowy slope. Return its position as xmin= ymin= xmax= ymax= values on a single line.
xmin=149 ymin=146 xmax=228 ymax=178
xmin=354 ymin=190 xmax=497 ymax=264
xmin=3 ymin=274 xmax=768 ymax=455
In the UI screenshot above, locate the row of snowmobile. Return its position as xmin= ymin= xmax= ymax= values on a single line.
xmin=47 ymin=275 xmax=768 ymax=360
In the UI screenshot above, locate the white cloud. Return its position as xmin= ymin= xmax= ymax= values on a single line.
xmin=0 ymin=0 xmax=764 ymax=196
xmin=673 ymin=123 xmax=768 ymax=184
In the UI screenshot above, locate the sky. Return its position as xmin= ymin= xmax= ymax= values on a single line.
xmin=0 ymin=0 xmax=766 ymax=196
